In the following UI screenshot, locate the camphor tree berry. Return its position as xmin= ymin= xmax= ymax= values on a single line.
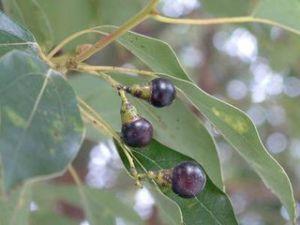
xmin=144 ymin=161 xmax=207 ymax=198
xmin=0 ymin=0 xmax=299 ymax=224
xmin=120 ymin=89 xmax=153 ymax=147
xmin=120 ymin=77 xmax=176 ymax=147
xmin=171 ymin=161 xmax=206 ymax=198
xmin=124 ymin=78 xmax=176 ymax=107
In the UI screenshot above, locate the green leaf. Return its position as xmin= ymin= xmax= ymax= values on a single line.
xmin=200 ymin=0 xmax=300 ymax=36
xmin=70 ymin=74 xmax=223 ymax=189
xmin=0 ymin=10 xmax=36 ymax=57
xmin=109 ymin=29 xmax=189 ymax=81
xmin=200 ymin=0 xmax=251 ymax=17
xmin=30 ymin=212 xmax=78 ymax=225
xmin=0 ymin=185 xmax=31 ymax=225
xmin=150 ymin=188 xmax=181 ymax=225
xmin=258 ymin=32 xmax=300 ymax=70
xmin=31 ymin=183 xmax=142 ymax=225
xmin=116 ymin=139 xmax=238 ymax=225
xmin=2 ymin=0 xmax=54 ymax=50
xmin=0 ymin=182 xmax=142 ymax=225
xmin=0 ymin=50 xmax=84 ymax=190
xmin=201 ymin=0 xmax=300 ymax=35
xmin=164 ymin=74 xmax=297 ymax=221
xmin=252 ymin=0 xmax=300 ymax=34
xmin=2 ymin=0 xmax=146 ymax=50
xmin=96 ymin=28 xmax=296 ymax=222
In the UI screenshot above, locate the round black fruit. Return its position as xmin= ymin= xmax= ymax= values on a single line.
xmin=172 ymin=161 xmax=206 ymax=198
xmin=121 ymin=118 xmax=153 ymax=147
xmin=151 ymin=78 xmax=176 ymax=107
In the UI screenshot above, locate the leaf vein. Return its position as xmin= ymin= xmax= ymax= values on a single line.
xmin=6 ymin=69 xmax=53 ymax=183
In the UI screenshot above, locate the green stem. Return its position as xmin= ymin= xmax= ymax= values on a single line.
xmin=78 ymin=98 xmax=141 ymax=186
xmin=76 ymin=64 xmax=123 ymax=88
xmin=68 ymin=165 xmax=95 ymax=223
xmin=78 ymin=64 xmax=156 ymax=77
xmin=73 ymin=0 xmax=159 ymax=63
xmin=151 ymin=14 xmax=300 ymax=36
xmin=151 ymin=14 xmax=256 ymax=25
xmin=118 ymin=89 xmax=128 ymax=102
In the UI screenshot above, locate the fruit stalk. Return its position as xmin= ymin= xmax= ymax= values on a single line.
xmin=119 ymin=90 xmax=140 ymax=124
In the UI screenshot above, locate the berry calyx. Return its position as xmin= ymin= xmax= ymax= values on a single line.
xmin=120 ymin=90 xmax=153 ymax=147
xmin=171 ymin=161 xmax=206 ymax=198
xmin=124 ymin=78 xmax=176 ymax=108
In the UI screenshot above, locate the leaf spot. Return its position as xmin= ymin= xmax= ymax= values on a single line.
xmin=4 ymin=107 xmax=26 ymax=128
xmin=187 ymin=201 xmax=197 ymax=208
xmin=49 ymin=148 xmax=56 ymax=156
xmin=50 ymin=120 xmax=63 ymax=142
xmin=212 ymin=107 xmax=249 ymax=134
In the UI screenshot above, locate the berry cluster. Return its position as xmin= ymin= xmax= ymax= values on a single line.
xmin=118 ymin=78 xmax=206 ymax=198
xmin=120 ymin=78 xmax=176 ymax=147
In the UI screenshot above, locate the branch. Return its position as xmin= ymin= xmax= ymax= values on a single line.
xmin=72 ymin=0 xmax=160 ymax=64
xmin=151 ymin=14 xmax=300 ymax=36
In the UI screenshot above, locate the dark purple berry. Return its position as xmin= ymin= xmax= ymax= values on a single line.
xmin=121 ymin=118 xmax=153 ymax=147
xmin=172 ymin=161 xmax=206 ymax=198
xmin=119 ymin=90 xmax=153 ymax=148
xmin=124 ymin=78 xmax=176 ymax=108
xmin=151 ymin=78 xmax=176 ymax=107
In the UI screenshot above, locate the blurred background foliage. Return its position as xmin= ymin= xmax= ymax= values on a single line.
xmin=1 ymin=0 xmax=300 ymax=224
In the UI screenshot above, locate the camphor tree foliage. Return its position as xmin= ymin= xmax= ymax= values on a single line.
xmin=0 ymin=0 xmax=299 ymax=224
